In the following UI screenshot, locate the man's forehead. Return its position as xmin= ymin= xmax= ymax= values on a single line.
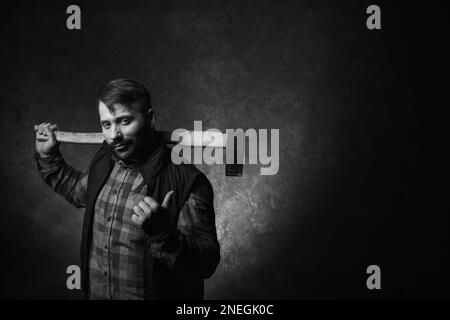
xmin=98 ymin=101 xmax=134 ymax=120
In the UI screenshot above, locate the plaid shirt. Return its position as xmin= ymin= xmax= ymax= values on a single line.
xmin=88 ymin=156 xmax=147 ymax=299
xmin=35 ymin=149 xmax=217 ymax=300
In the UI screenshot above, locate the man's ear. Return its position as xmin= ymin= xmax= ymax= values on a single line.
xmin=146 ymin=108 xmax=155 ymax=128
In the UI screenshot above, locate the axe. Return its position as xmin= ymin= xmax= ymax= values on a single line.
xmin=51 ymin=130 xmax=243 ymax=176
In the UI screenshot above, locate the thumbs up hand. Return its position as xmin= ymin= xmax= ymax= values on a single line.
xmin=132 ymin=190 xmax=174 ymax=227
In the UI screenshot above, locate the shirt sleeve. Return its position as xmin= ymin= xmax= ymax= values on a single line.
xmin=145 ymin=175 xmax=221 ymax=279
xmin=34 ymin=150 xmax=88 ymax=209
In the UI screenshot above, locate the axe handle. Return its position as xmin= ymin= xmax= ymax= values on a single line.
xmin=55 ymin=131 xmax=103 ymax=144
xmin=54 ymin=130 xmax=227 ymax=148
xmin=52 ymin=130 xmax=242 ymax=176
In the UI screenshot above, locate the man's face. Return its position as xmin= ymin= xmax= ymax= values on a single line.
xmin=98 ymin=101 xmax=151 ymax=160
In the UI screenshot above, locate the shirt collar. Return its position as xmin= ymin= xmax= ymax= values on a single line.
xmin=111 ymin=152 xmax=140 ymax=169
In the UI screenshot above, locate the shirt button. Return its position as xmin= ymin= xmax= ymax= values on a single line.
xmin=107 ymin=216 xmax=112 ymax=222
xmin=104 ymin=244 xmax=108 ymax=250
xmin=112 ymin=189 xmax=117 ymax=195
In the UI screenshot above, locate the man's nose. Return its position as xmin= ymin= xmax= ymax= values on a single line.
xmin=110 ymin=125 xmax=123 ymax=140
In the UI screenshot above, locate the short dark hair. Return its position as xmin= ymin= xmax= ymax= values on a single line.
xmin=97 ymin=79 xmax=151 ymax=114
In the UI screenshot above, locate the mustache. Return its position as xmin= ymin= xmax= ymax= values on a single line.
xmin=110 ymin=140 xmax=130 ymax=148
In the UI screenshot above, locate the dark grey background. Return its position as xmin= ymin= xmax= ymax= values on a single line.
xmin=0 ymin=0 xmax=447 ymax=299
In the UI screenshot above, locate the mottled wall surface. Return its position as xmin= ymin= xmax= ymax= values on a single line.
xmin=1 ymin=1 xmax=446 ymax=299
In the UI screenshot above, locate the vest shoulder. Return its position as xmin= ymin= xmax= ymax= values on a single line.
xmin=166 ymin=162 xmax=213 ymax=199
xmin=88 ymin=143 xmax=109 ymax=169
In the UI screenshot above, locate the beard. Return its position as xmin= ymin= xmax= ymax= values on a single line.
xmin=110 ymin=133 xmax=156 ymax=162
xmin=111 ymin=139 xmax=135 ymax=160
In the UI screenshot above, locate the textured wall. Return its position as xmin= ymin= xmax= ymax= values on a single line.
xmin=1 ymin=0 xmax=446 ymax=299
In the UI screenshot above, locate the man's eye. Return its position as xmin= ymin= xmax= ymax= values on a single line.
xmin=103 ymin=122 xmax=111 ymax=128
xmin=121 ymin=119 xmax=130 ymax=125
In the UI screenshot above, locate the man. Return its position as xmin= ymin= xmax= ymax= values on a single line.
xmin=34 ymin=79 xmax=220 ymax=300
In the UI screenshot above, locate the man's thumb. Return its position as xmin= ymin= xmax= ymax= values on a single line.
xmin=162 ymin=190 xmax=174 ymax=209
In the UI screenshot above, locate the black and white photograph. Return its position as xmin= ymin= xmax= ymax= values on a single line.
xmin=0 ymin=0 xmax=447 ymax=309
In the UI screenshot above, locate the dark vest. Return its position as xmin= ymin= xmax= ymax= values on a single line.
xmin=80 ymin=138 xmax=204 ymax=299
